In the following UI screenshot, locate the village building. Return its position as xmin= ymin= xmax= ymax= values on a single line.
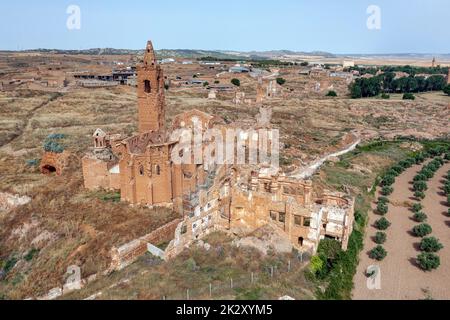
xmin=82 ymin=41 xmax=355 ymax=263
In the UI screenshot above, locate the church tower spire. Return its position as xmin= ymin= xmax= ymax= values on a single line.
xmin=137 ymin=40 xmax=165 ymax=133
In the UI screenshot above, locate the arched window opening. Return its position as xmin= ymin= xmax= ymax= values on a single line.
xmin=144 ymin=80 xmax=151 ymax=93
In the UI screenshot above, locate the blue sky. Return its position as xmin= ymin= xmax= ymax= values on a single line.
xmin=0 ymin=0 xmax=449 ymax=53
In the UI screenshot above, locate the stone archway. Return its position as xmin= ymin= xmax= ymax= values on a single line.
xmin=41 ymin=165 xmax=57 ymax=174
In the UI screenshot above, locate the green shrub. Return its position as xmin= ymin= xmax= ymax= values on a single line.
xmin=24 ymin=248 xmax=40 ymax=262
xmin=412 ymin=203 xmax=423 ymax=212
xmin=310 ymin=255 xmax=325 ymax=274
xmin=376 ymin=202 xmax=388 ymax=215
xmin=417 ymin=253 xmax=440 ymax=271
xmin=369 ymin=246 xmax=387 ymax=261
xmin=403 ymin=93 xmax=415 ymax=100
xmin=231 ymin=78 xmax=240 ymax=87
xmin=413 ymin=212 xmax=428 ymax=223
xmin=414 ymin=191 xmax=426 ymax=200
xmin=413 ymin=224 xmax=432 ymax=237
xmin=381 ymin=93 xmax=390 ymax=99
xmin=375 ymin=217 xmax=391 ymax=230
xmin=381 ymin=175 xmax=395 ymax=186
xmin=276 ymin=77 xmax=286 ymax=86
xmin=413 ymin=181 xmax=428 ymax=192
xmin=3 ymin=257 xmax=18 ymax=274
xmin=381 ymin=186 xmax=394 ymax=196
xmin=378 ymin=196 xmax=390 ymax=204
xmin=326 ymin=90 xmax=337 ymax=97
xmin=374 ymin=232 xmax=387 ymax=244
xmin=420 ymin=237 xmax=443 ymax=253
xmin=413 ymin=174 xmax=427 ymax=182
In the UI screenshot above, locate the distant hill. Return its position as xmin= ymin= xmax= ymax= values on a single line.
xmin=4 ymin=48 xmax=449 ymax=62
xmin=8 ymin=48 xmax=336 ymax=60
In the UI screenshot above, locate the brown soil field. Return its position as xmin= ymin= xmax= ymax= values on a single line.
xmin=353 ymin=162 xmax=450 ymax=300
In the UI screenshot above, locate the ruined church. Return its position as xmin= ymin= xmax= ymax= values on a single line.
xmin=82 ymin=41 xmax=354 ymax=260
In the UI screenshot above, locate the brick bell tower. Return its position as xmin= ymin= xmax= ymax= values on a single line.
xmin=137 ymin=41 xmax=166 ymax=133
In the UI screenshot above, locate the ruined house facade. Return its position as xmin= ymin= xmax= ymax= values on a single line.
xmin=82 ymin=41 xmax=354 ymax=260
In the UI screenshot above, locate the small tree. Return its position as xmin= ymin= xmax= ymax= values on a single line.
xmin=443 ymin=84 xmax=450 ymax=96
xmin=203 ymin=81 xmax=209 ymax=87
xmin=378 ymin=196 xmax=390 ymax=204
xmin=413 ymin=181 xmax=428 ymax=192
xmin=276 ymin=77 xmax=286 ymax=86
xmin=375 ymin=217 xmax=391 ymax=231
xmin=420 ymin=237 xmax=444 ymax=253
xmin=381 ymin=175 xmax=395 ymax=186
xmin=231 ymin=78 xmax=240 ymax=87
xmin=376 ymin=202 xmax=388 ymax=215
xmin=412 ymin=203 xmax=423 ymax=212
xmin=381 ymin=93 xmax=390 ymax=99
xmin=414 ymin=191 xmax=426 ymax=200
xmin=326 ymin=90 xmax=337 ymax=97
xmin=369 ymin=246 xmax=387 ymax=261
xmin=413 ymin=212 xmax=428 ymax=223
xmin=381 ymin=186 xmax=394 ymax=196
xmin=413 ymin=224 xmax=432 ymax=237
xmin=374 ymin=232 xmax=387 ymax=245
xmin=403 ymin=93 xmax=415 ymax=100
xmin=417 ymin=253 xmax=440 ymax=271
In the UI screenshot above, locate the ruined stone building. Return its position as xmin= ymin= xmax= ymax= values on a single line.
xmin=82 ymin=41 xmax=355 ymax=262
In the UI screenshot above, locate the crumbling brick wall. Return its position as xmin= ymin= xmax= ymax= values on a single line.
xmin=109 ymin=218 xmax=181 ymax=271
xmin=40 ymin=151 xmax=71 ymax=176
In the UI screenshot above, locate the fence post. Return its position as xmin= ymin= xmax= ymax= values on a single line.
xmin=230 ymin=278 xmax=233 ymax=289
xmin=270 ymin=266 xmax=274 ymax=278
xmin=288 ymin=260 xmax=291 ymax=272
xmin=187 ymin=289 xmax=190 ymax=300
xmin=251 ymin=272 xmax=254 ymax=284
xmin=209 ymin=283 xmax=212 ymax=298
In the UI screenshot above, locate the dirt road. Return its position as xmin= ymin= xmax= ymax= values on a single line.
xmin=353 ymin=162 xmax=450 ymax=300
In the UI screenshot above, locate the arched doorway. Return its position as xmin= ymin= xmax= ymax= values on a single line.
xmin=41 ymin=165 xmax=57 ymax=174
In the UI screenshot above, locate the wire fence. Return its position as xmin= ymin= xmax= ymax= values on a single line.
xmin=161 ymin=253 xmax=311 ymax=300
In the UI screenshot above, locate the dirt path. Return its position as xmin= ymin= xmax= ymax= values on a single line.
xmin=353 ymin=162 xmax=450 ymax=300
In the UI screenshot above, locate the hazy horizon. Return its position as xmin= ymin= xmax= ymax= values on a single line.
xmin=1 ymin=0 xmax=450 ymax=54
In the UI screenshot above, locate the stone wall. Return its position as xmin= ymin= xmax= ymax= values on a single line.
xmin=109 ymin=218 xmax=181 ymax=271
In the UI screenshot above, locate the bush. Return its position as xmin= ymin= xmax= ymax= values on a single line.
xmin=413 ymin=212 xmax=428 ymax=223
xmin=276 ymin=77 xmax=286 ymax=86
xmin=412 ymin=203 xmax=423 ymax=212
xmin=231 ymin=78 xmax=240 ymax=87
xmin=326 ymin=90 xmax=337 ymax=97
xmin=413 ymin=181 xmax=428 ymax=192
xmin=414 ymin=191 xmax=426 ymax=200
xmin=413 ymin=224 xmax=432 ymax=237
xmin=403 ymin=93 xmax=415 ymax=100
xmin=381 ymin=93 xmax=390 ymax=99
xmin=444 ymin=84 xmax=450 ymax=96
xmin=381 ymin=175 xmax=395 ymax=186
xmin=369 ymin=246 xmax=387 ymax=261
xmin=374 ymin=232 xmax=387 ymax=244
xmin=381 ymin=186 xmax=394 ymax=196
xmin=375 ymin=217 xmax=391 ymax=230
xmin=378 ymin=196 xmax=390 ymax=204
xmin=24 ymin=248 xmax=40 ymax=261
xmin=413 ymin=174 xmax=427 ymax=182
xmin=417 ymin=253 xmax=440 ymax=271
xmin=376 ymin=202 xmax=388 ymax=215
xmin=420 ymin=237 xmax=444 ymax=253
